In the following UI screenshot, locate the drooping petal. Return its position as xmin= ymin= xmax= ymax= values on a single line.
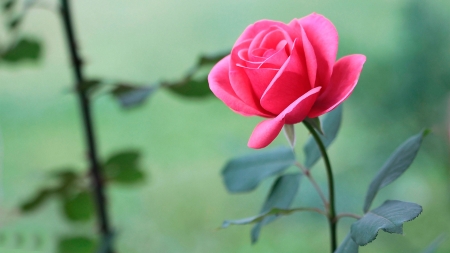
xmin=248 ymin=117 xmax=285 ymax=149
xmin=247 ymin=87 xmax=322 ymax=149
xmin=260 ymin=39 xmax=310 ymax=114
xmin=292 ymin=13 xmax=338 ymax=90
xmin=208 ymin=56 xmax=273 ymax=117
xmin=308 ymin=54 xmax=366 ymax=118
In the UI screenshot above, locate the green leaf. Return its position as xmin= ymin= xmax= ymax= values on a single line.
xmin=62 ymin=190 xmax=95 ymax=222
xmin=166 ymin=79 xmax=212 ymax=98
xmin=303 ymin=105 xmax=342 ymax=169
xmin=304 ymin=117 xmax=323 ymax=135
xmin=1 ymin=38 xmax=42 ymax=63
xmin=104 ymin=150 xmax=145 ymax=184
xmin=78 ymin=79 xmax=102 ymax=95
xmin=111 ymin=84 xmax=157 ymax=108
xmin=198 ymin=51 xmax=228 ymax=66
xmin=58 ymin=236 xmax=96 ymax=253
xmin=221 ymin=146 xmax=295 ymax=193
xmin=20 ymin=188 xmax=55 ymax=212
xmin=222 ymin=207 xmax=306 ymax=228
xmin=363 ymin=130 xmax=428 ymax=212
xmin=334 ymin=233 xmax=358 ymax=253
xmin=351 ymin=200 xmax=422 ymax=246
xmin=422 ymin=234 xmax=446 ymax=253
xmin=8 ymin=15 xmax=21 ymax=30
xmin=251 ymin=173 xmax=301 ymax=243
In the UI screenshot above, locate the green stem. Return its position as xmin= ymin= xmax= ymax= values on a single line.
xmin=303 ymin=121 xmax=337 ymax=253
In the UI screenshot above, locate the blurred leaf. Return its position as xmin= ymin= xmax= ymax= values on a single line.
xmin=8 ymin=15 xmax=21 ymax=30
xmin=111 ymin=84 xmax=157 ymax=108
xmin=1 ymin=38 xmax=41 ymax=63
xmin=20 ymin=188 xmax=55 ymax=212
xmin=363 ymin=130 xmax=428 ymax=212
xmin=351 ymin=200 xmax=422 ymax=246
xmin=221 ymin=146 xmax=295 ymax=193
xmin=166 ymin=79 xmax=212 ymax=98
xmin=62 ymin=190 xmax=95 ymax=222
xmin=104 ymin=150 xmax=145 ymax=184
xmin=58 ymin=236 xmax=96 ymax=253
xmin=3 ymin=0 xmax=15 ymax=12
xmin=78 ymin=79 xmax=102 ymax=95
xmin=422 ymin=234 xmax=446 ymax=253
xmin=304 ymin=117 xmax=323 ymax=135
xmin=197 ymin=51 xmax=228 ymax=66
xmin=334 ymin=233 xmax=358 ymax=253
xmin=251 ymin=173 xmax=301 ymax=243
xmin=283 ymin=124 xmax=295 ymax=149
xmin=303 ymin=105 xmax=342 ymax=169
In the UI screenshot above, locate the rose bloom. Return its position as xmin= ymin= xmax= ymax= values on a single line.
xmin=208 ymin=13 xmax=366 ymax=149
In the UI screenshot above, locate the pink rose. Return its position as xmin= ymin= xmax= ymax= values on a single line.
xmin=208 ymin=13 xmax=366 ymax=149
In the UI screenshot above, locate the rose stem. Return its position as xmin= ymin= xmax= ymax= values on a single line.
xmin=60 ymin=1 xmax=114 ymax=252
xmin=303 ymin=121 xmax=337 ymax=252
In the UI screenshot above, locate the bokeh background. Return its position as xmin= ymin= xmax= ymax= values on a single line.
xmin=1 ymin=0 xmax=450 ymax=252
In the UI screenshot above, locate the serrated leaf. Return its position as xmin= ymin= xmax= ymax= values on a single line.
xmin=283 ymin=124 xmax=296 ymax=149
xmin=111 ymin=84 xmax=157 ymax=108
xmin=351 ymin=200 xmax=422 ymax=246
xmin=62 ymin=190 xmax=95 ymax=222
xmin=363 ymin=130 xmax=428 ymax=212
xmin=334 ymin=233 xmax=358 ymax=253
xmin=221 ymin=146 xmax=295 ymax=193
xmin=251 ymin=173 xmax=301 ymax=243
xmin=1 ymin=38 xmax=41 ymax=63
xmin=303 ymin=105 xmax=342 ymax=169
xmin=103 ymin=150 xmax=145 ymax=184
xmin=58 ymin=236 xmax=96 ymax=253
xmin=20 ymin=188 xmax=54 ymax=212
xmin=166 ymin=79 xmax=212 ymax=98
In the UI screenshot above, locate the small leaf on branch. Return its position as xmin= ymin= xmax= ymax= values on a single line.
xmin=251 ymin=173 xmax=301 ymax=243
xmin=351 ymin=200 xmax=422 ymax=246
xmin=20 ymin=188 xmax=55 ymax=212
xmin=222 ymin=207 xmax=302 ymax=228
xmin=334 ymin=233 xmax=359 ymax=253
xmin=78 ymin=79 xmax=102 ymax=95
xmin=303 ymin=105 xmax=342 ymax=169
xmin=165 ymin=79 xmax=212 ymax=98
xmin=103 ymin=150 xmax=145 ymax=184
xmin=62 ymin=190 xmax=95 ymax=222
xmin=1 ymin=38 xmax=42 ymax=63
xmin=8 ymin=16 xmax=21 ymax=30
xmin=363 ymin=130 xmax=428 ymax=212
xmin=111 ymin=84 xmax=157 ymax=108
xmin=58 ymin=236 xmax=97 ymax=253
xmin=197 ymin=51 xmax=228 ymax=66
xmin=221 ymin=146 xmax=295 ymax=193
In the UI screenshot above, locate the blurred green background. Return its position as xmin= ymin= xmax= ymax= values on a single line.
xmin=1 ymin=0 xmax=450 ymax=252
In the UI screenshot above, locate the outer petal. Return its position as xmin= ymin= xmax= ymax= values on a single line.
xmin=248 ymin=87 xmax=322 ymax=149
xmin=292 ymin=13 xmax=338 ymax=90
xmin=308 ymin=54 xmax=366 ymax=118
xmin=208 ymin=56 xmax=273 ymax=117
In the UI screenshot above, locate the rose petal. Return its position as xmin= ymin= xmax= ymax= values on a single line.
xmin=243 ymin=67 xmax=278 ymax=98
xmin=260 ymin=39 xmax=310 ymax=114
xmin=208 ymin=56 xmax=273 ymax=117
xmin=248 ymin=87 xmax=322 ymax=149
xmin=248 ymin=117 xmax=285 ymax=149
xmin=291 ymin=13 xmax=338 ymax=90
xmin=308 ymin=54 xmax=366 ymax=118
xmin=301 ymin=26 xmax=317 ymax=88
xmin=236 ymin=20 xmax=292 ymax=47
